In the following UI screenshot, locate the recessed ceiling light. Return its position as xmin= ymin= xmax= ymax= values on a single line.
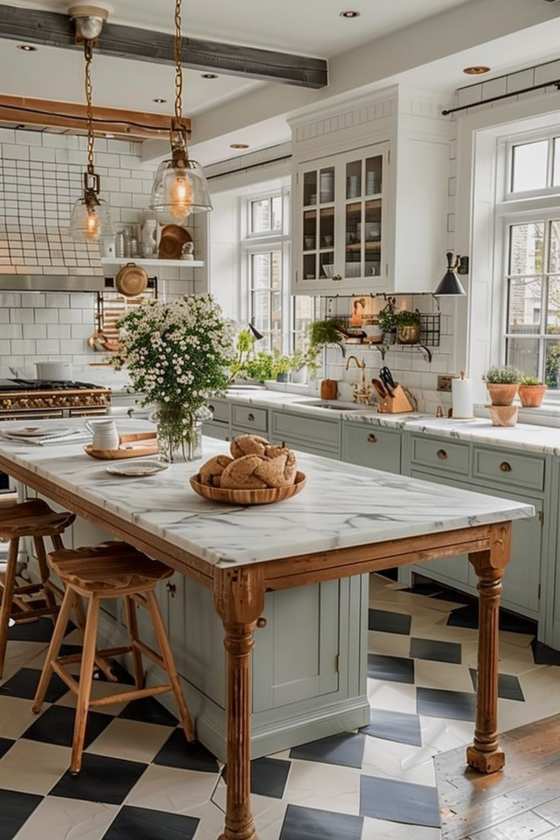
xmin=152 ymin=97 xmax=167 ymax=104
xmin=17 ymin=43 xmax=37 ymax=52
xmin=230 ymin=143 xmax=250 ymax=150
xmin=463 ymin=65 xmax=491 ymax=75
xmin=340 ymin=9 xmax=360 ymax=18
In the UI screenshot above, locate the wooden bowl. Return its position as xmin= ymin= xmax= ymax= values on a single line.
xmin=190 ymin=471 xmax=306 ymax=505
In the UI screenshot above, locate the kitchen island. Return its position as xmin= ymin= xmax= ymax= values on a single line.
xmin=0 ymin=420 xmax=534 ymax=840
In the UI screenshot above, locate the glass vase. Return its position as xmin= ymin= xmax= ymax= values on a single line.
xmin=154 ymin=403 xmax=210 ymax=464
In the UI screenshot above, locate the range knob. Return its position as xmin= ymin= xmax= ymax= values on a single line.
xmin=3 ymin=399 xmax=12 ymax=410
xmin=19 ymin=399 xmax=29 ymax=408
xmin=72 ymin=396 xmax=82 ymax=406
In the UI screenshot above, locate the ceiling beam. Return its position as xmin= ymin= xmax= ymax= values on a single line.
xmin=0 ymin=95 xmax=190 ymax=140
xmin=0 ymin=4 xmax=328 ymax=89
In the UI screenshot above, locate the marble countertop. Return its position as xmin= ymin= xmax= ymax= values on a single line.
xmin=223 ymin=389 xmax=560 ymax=456
xmin=0 ymin=419 xmax=534 ymax=569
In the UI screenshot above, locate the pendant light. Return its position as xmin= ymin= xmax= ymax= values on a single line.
xmin=70 ymin=12 xmax=113 ymax=242
xmin=150 ymin=0 xmax=212 ymax=223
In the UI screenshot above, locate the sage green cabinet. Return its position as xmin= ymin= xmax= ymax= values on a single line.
xmin=341 ymin=422 xmax=401 ymax=474
xmin=270 ymin=410 xmax=340 ymax=458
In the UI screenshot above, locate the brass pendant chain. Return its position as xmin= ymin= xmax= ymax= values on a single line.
xmin=84 ymin=39 xmax=95 ymax=177
xmin=174 ymin=0 xmax=183 ymax=122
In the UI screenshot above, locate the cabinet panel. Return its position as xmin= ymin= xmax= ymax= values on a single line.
xmin=472 ymin=448 xmax=545 ymax=493
xmin=411 ymin=436 xmax=470 ymax=476
xmin=202 ymin=422 xmax=230 ymax=441
xmin=253 ymin=580 xmax=340 ymax=711
xmin=207 ymin=399 xmax=230 ymax=424
xmin=341 ymin=423 xmax=401 ymax=474
xmin=231 ymin=404 xmax=268 ymax=433
xmin=270 ymin=411 xmax=338 ymax=451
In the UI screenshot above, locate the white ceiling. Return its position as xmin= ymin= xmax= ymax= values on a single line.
xmin=0 ymin=40 xmax=263 ymax=114
xmin=5 ymin=0 xmax=474 ymax=57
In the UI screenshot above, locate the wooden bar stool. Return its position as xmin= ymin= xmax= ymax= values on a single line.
xmin=0 ymin=499 xmax=75 ymax=678
xmin=32 ymin=541 xmax=195 ymax=775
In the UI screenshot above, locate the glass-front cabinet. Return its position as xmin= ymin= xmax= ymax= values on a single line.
xmin=294 ymin=142 xmax=389 ymax=294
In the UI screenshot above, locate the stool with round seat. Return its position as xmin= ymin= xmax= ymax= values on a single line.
xmin=0 ymin=499 xmax=75 ymax=677
xmin=32 ymin=540 xmax=194 ymax=775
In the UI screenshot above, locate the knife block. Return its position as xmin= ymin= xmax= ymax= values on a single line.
xmin=377 ymin=384 xmax=415 ymax=414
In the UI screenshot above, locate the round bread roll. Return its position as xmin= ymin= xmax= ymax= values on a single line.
xmin=199 ymin=454 xmax=233 ymax=487
xmin=220 ymin=455 xmax=269 ymax=490
xmin=259 ymin=452 xmax=297 ymax=488
xmin=264 ymin=446 xmax=297 ymax=486
xmin=230 ymin=434 xmax=270 ymax=459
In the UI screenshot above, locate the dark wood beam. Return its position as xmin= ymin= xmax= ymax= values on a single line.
xmin=0 ymin=5 xmax=328 ymax=89
xmin=0 ymin=95 xmax=190 ymax=140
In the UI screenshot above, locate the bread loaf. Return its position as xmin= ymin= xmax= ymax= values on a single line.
xmin=230 ymin=434 xmax=269 ymax=459
xmin=220 ymin=455 xmax=269 ymax=490
xmin=199 ymin=454 xmax=234 ymax=487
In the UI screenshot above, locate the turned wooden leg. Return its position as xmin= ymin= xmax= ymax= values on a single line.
xmin=146 ymin=589 xmax=194 ymax=741
xmin=125 ymin=595 xmax=145 ymax=690
xmin=71 ymin=594 xmax=99 ymax=775
xmin=0 ymin=538 xmax=19 ymax=678
xmin=467 ymin=523 xmax=511 ymax=775
xmin=33 ymin=587 xmax=75 ymax=713
xmin=214 ymin=567 xmax=265 ymax=840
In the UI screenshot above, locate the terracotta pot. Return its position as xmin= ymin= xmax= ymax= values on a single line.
xmin=489 ymin=405 xmax=518 ymax=427
xmin=518 ymin=384 xmax=546 ymax=408
xmin=486 ymin=383 xmax=518 ymax=406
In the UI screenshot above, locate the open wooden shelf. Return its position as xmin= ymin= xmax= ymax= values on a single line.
xmin=101 ymin=258 xmax=205 ymax=269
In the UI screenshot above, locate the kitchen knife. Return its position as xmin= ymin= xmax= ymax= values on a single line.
xmin=372 ymin=378 xmax=387 ymax=399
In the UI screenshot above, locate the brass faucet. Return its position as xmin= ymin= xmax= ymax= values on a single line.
xmin=345 ymin=355 xmax=372 ymax=405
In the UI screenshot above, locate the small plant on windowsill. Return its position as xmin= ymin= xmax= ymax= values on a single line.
xmin=519 ymin=376 xmax=547 ymax=408
xmin=484 ymin=367 xmax=521 ymax=406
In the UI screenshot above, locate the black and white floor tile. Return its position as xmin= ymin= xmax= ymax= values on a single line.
xmin=0 ymin=573 xmax=559 ymax=839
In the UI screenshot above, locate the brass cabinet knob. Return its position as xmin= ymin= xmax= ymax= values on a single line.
xmin=248 ymin=413 xmax=255 ymax=422
xmin=367 ymin=434 xmax=378 ymax=444
xmin=257 ymin=617 xmax=267 ymax=628
xmin=500 ymin=461 xmax=512 ymax=473
xmin=437 ymin=449 xmax=448 ymax=461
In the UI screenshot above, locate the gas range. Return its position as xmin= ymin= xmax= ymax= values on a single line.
xmin=0 ymin=379 xmax=111 ymax=418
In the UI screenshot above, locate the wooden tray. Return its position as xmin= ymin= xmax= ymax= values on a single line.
xmin=190 ymin=471 xmax=306 ymax=505
xmin=84 ymin=432 xmax=159 ymax=460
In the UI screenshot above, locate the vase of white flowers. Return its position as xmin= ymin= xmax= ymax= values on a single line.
xmin=112 ymin=295 xmax=235 ymax=463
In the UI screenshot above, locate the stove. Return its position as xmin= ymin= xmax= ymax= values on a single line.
xmin=0 ymin=379 xmax=111 ymax=418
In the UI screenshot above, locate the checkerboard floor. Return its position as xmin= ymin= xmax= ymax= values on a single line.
xmin=0 ymin=573 xmax=559 ymax=839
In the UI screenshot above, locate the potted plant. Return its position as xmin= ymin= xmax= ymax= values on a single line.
xmin=378 ymin=304 xmax=397 ymax=345
xmin=484 ymin=367 xmax=521 ymax=406
xmin=518 ymin=376 xmax=546 ymax=408
xmin=396 ymin=310 xmax=421 ymax=345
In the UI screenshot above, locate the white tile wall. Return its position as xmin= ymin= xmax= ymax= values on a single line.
xmin=0 ymin=131 xmax=206 ymax=379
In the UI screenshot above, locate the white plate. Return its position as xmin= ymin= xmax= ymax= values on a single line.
xmin=7 ymin=425 xmax=71 ymax=438
xmin=105 ymin=460 xmax=169 ymax=477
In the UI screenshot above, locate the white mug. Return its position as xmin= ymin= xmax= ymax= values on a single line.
xmin=86 ymin=419 xmax=120 ymax=451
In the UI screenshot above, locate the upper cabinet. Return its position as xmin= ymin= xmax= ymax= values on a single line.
xmin=289 ymin=86 xmax=451 ymax=295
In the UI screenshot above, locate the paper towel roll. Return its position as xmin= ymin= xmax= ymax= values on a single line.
xmin=452 ymin=374 xmax=474 ymax=419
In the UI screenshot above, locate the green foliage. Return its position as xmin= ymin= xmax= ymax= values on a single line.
xmin=377 ymin=308 xmax=397 ymax=333
xmin=485 ymin=366 xmax=521 ymax=385
xmin=546 ymin=345 xmax=560 ymax=389
xmin=309 ymin=319 xmax=345 ymax=348
xmin=395 ymin=310 xmax=421 ymax=327
xmin=520 ymin=376 xmax=543 ymax=386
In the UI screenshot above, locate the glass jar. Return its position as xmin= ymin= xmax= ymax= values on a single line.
xmin=153 ymin=403 xmax=211 ymax=463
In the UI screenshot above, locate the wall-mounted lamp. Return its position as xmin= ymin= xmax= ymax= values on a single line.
xmin=434 ymin=251 xmax=468 ymax=296
xmin=248 ymin=322 xmax=264 ymax=341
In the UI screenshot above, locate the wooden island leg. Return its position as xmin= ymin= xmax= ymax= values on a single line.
xmin=467 ymin=523 xmax=512 ymax=775
xmin=214 ymin=566 xmax=265 ymax=840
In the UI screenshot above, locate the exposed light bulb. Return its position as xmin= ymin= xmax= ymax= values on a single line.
xmin=86 ymin=207 xmax=102 ymax=240
xmin=166 ymin=171 xmax=193 ymax=222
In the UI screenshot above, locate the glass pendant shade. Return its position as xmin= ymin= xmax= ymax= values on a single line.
xmin=150 ymin=157 xmax=212 ymax=224
xmin=70 ymin=195 xmax=113 ymax=242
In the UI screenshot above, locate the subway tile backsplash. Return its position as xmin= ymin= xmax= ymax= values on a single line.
xmin=0 ymin=130 xmax=203 ymax=380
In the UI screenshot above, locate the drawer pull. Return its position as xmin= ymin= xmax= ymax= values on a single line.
xmin=247 ymin=413 xmax=255 ymax=422
xmin=209 ymin=404 xmax=215 ymax=414
xmin=166 ymin=582 xmax=177 ymax=597
xmin=500 ymin=461 xmax=512 ymax=473
xmin=367 ymin=434 xmax=378 ymax=444
xmin=437 ymin=449 xmax=448 ymax=461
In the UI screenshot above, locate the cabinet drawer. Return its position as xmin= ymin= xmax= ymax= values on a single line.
xmin=410 ymin=435 xmax=469 ymax=475
xmin=231 ymin=404 xmax=268 ymax=433
xmin=271 ymin=411 xmax=339 ymax=452
xmin=472 ymin=448 xmax=545 ymax=493
xmin=202 ymin=422 xmax=230 ymax=441
xmin=207 ymin=399 xmax=229 ymax=424
xmin=342 ymin=424 xmax=401 ymax=474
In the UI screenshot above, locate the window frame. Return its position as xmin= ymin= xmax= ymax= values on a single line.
xmin=504 ymin=126 xmax=560 ymax=202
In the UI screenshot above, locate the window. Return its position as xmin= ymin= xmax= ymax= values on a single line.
xmin=507 ymin=133 xmax=560 ymax=198
xmin=504 ymin=217 xmax=560 ymax=388
xmin=242 ymin=187 xmax=318 ymax=358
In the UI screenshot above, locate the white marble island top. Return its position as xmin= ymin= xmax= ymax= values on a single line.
xmin=0 ymin=419 xmax=534 ymax=569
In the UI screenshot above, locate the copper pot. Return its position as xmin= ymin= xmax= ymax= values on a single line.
xmin=115 ymin=262 xmax=148 ymax=298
